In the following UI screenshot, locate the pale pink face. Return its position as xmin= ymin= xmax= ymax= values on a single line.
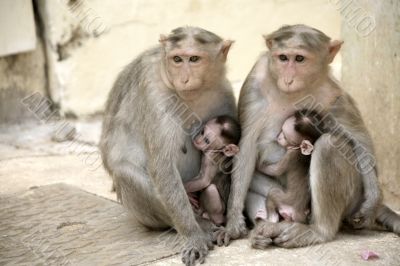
xmin=166 ymin=48 xmax=211 ymax=100
xmin=270 ymin=47 xmax=324 ymax=93
xmin=277 ymin=116 xmax=303 ymax=148
xmin=193 ymin=119 xmax=225 ymax=152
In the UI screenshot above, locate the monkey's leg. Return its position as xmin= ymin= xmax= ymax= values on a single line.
xmin=114 ymin=162 xmax=173 ymax=230
xmin=245 ymin=191 xmax=268 ymax=224
xmin=274 ymin=135 xmax=363 ymax=248
xmin=249 ymin=171 xmax=282 ymax=197
xmin=246 ymin=172 xmax=283 ymax=224
xmin=268 ymin=188 xmax=304 ymax=223
xmin=200 ymin=185 xmax=225 ymax=226
xmin=252 ymin=135 xmax=363 ymax=248
xmin=117 ymin=165 xmax=219 ymax=236
xmin=248 ymin=192 xmax=283 ymax=249
xmin=266 ymin=198 xmax=279 ymax=223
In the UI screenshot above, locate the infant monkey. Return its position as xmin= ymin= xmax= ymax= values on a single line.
xmin=257 ymin=109 xmax=325 ymax=223
xmin=184 ymin=115 xmax=241 ymax=225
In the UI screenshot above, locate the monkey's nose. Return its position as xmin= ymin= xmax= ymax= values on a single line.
xmin=285 ymin=80 xmax=294 ymax=86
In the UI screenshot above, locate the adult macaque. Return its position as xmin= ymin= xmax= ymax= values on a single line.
xmin=184 ymin=115 xmax=240 ymax=225
xmin=100 ymin=27 xmax=236 ymax=265
xmin=255 ymin=109 xmax=324 ymax=224
xmin=215 ymin=24 xmax=400 ymax=248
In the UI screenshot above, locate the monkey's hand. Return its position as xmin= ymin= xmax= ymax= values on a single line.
xmin=181 ymin=231 xmax=213 ymax=266
xmin=213 ymin=213 xmax=247 ymax=246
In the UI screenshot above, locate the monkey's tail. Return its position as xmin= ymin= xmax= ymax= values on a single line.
xmin=376 ymin=204 xmax=400 ymax=234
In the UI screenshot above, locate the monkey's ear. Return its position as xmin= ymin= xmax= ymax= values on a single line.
xmin=222 ymin=144 xmax=239 ymax=157
xmin=263 ymin=34 xmax=274 ymax=50
xmin=328 ymin=40 xmax=343 ymax=63
xmin=159 ymin=34 xmax=168 ymax=46
xmin=300 ymin=140 xmax=314 ymax=156
xmin=220 ymin=40 xmax=234 ymax=61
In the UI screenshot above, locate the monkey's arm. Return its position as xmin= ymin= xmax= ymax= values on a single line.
xmin=220 ymin=71 xmax=266 ymax=244
xmin=184 ymin=158 xmax=218 ymax=193
xmin=258 ymin=149 xmax=298 ymax=176
xmin=145 ymin=115 xmax=205 ymax=239
xmin=332 ymin=94 xmax=382 ymax=228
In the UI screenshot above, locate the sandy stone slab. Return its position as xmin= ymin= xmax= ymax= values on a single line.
xmin=152 ymin=231 xmax=400 ymax=266
xmin=0 ymin=184 xmax=182 ymax=265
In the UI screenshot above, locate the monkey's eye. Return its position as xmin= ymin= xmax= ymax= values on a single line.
xmin=189 ymin=56 xmax=200 ymax=62
xmin=204 ymin=137 xmax=210 ymax=145
xmin=200 ymin=129 xmax=204 ymax=135
xmin=173 ymin=56 xmax=183 ymax=63
xmin=295 ymin=55 xmax=305 ymax=62
xmin=278 ymin=54 xmax=288 ymax=61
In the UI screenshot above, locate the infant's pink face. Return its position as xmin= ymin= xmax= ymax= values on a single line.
xmin=277 ymin=116 xmax=303 ymax=148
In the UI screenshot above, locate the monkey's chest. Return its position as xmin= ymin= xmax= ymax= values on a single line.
xmin=257 ymin=122 xmax=286 ymax=165
xmin=177 ymin=137 xmax=201 ymax=182
xmin=258 ymin=142 xmax=286 ymax=165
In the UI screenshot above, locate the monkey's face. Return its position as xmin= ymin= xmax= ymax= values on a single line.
xmin=193 ymin=120 xmax=225 ymax=152
xmin=269 ymin=46 xmax=325 ymax=93
xmin=165 ymin=48 xmax=214 ymax=99
xmin=277 ymin=117 xmax=303 ymax=148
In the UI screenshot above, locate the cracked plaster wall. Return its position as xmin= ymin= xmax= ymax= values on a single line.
xmin=341 ymin=0 xmax=400 ymax=208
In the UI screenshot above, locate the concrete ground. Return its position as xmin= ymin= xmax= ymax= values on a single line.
xmin=1 ymin=119 xmax=399 ymax=265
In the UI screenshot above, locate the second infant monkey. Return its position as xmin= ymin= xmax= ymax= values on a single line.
xmin=257 ymin=109 xmax=325 ymax=223
xmin=185 ymin=115 xmax=241 ymax=225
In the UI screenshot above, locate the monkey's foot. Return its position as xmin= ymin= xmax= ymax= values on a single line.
xmin=273 ymin=222 xmax=324 ymax=248
xmin=196 ymin=214 xmax=219 ymax=236
xmin=250 ymin=220 xmax=282 ymax=249
xmin=181 ymin=233 xmax=213 ymax=266
xmin=348 ymin=210 xmax=375 ymax=229
xmin=213 ymin=214 xmax=247 ymax=246
xmin=255 ymin=209 xmax=267 ymax=221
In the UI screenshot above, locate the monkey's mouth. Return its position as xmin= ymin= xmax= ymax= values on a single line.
xmin=179 ymin=89 xmax=199 ymax=94
xmin=193 ymin=138 xmax=203 ymax=147
xmin=177 ymin=89 xmax=200 ymax=98
xmin=193 ymin=138 xmax=208 ymax=150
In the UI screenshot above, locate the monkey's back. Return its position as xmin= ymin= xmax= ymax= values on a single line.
xmin=99 ymin=46 xmax=165 ymax=176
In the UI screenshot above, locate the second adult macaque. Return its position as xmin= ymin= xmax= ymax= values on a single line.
xmin=185 ymin=116 xmax=241 ymax=225
xmin=256 ymin=109 xmax=324 ymax=223
xmin=217 ymin=24 xmax=400 ymax=249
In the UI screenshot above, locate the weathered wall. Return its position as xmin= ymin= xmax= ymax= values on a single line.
xmin=0 ymin=33 xmax=47 ymax=124
xmin=341 ymin=0 xmax=400 ymax=208
xmin=36 ymin=0 xmax=341 ymax=116
xmin=0 ymin=1 xmax=47 ymax=124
